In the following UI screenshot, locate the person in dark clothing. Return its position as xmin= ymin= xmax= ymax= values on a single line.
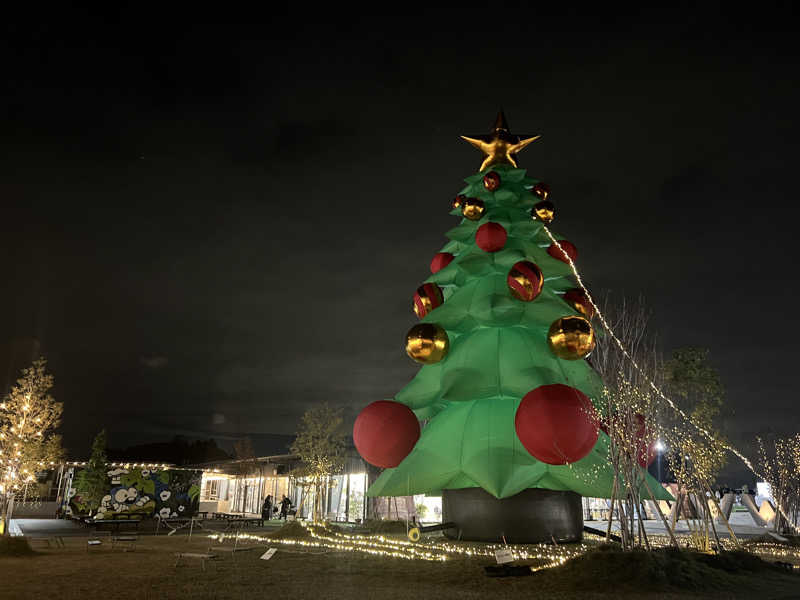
xmin=261 ymin=495 xmax=272 ymax=521
xmin=279 ymin=495 xmax=292 ymax=520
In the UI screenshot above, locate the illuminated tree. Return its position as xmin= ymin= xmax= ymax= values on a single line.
xmin=660 ymin=347 xmax=729 ymax=551
xmin=0 ymin=357 xmax=64 ymax=534
xmin=592 ymin=296 xmax=674 ymax=549
xmin=290 ymin=403 xmax=346 ymax=521
xmin=756 ymin=434 xmax=800 ymax=533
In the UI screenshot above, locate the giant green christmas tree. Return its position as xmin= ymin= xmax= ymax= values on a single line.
xmin=353 ymin=113 xmax=670 ymax=504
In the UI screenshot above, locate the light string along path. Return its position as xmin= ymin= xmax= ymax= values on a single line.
xmin=542 ymin=226 xmax=799 ymax=533
xmin=209 ymin=522 xmax=588 ymax=567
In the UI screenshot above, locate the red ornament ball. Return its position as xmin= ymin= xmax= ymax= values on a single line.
xmin=515 ymin=384 xmax=599 ymax=465
xmin=507 ymin=261 xmax=543 ymax=302
xmin=533 ymin=182 xmax=550 ymax=200
xmin=353 ymin=400 xmax=420 ymax=468
xmin=413 ymin=282 xmax=444 ymax=318
xmin=633 ymin=413 xmax=658 ymax=468
xmin=475 ymin=222 xmax=507 ymax=252
xmin=483 ymin=171 xmax=501 ymax=191
xmin=563 ymin=288 xmax=595 ymax=319
xmin=430 ymin=252 xmax=454 ymax=274
xmin=451 ymin=194 xmax=466 ymax=210
xmin=547 ymin=240 xmax=578 ymax=264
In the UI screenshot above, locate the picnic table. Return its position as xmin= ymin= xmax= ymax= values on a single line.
xmin=210 ymin=513 xmax=264 ymax=529
xmin=86 ymin=518 xmax=141 ymax=534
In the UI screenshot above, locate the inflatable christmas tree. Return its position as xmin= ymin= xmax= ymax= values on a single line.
xmin=353 ymin=113 xmax=670 ymax=541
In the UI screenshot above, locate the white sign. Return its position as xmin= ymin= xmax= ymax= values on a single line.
xmin=494 ymin=548 xmax=514 ymax=564
xmin=260 ymin=548 xmax=277 ymax=561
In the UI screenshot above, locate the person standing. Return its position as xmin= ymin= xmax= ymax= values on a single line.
xmin=279 ymin=495 xmax=292 ymax=520
xmin=261 ymin=495 xmax=272 ymax=522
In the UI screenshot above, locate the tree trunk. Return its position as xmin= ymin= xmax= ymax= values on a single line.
xmin=2 ymin=496 xmax=14 ymax=537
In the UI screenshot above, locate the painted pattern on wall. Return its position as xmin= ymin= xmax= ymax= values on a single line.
xmin=67 ymin=467 xmax=201 ymax=519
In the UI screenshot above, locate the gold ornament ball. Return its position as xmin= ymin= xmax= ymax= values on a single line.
xmin=531 ymin=199 xmax=555 ymax=224
xmin=547 ymin=315 xmax=595 ymax=360
xmin=405 ymin=323 xmax=449 ymax=364
xmin=461 ymin=198 xmax=485 ymax=221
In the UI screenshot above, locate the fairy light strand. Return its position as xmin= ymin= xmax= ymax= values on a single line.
xmin=541 ymin=225 xmax=799 ymax=533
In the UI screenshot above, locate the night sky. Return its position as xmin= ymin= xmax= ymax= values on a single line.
xmin=2 ymin=11 xmax=799 ymax=484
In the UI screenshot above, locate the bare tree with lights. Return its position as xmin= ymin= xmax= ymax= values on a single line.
xmin=592 ymin=296 xmax=675 ymax=550
xmin=756 ymin=434 xmax=800 ymax=533
xmin=290 ymin=403 xmax=346 ymax=522
xmin=0 ymin=357 xmax=63 ymax=535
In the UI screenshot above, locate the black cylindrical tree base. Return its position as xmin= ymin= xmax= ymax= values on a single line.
xmin=441 ymin=487 xmax=583 ymax=543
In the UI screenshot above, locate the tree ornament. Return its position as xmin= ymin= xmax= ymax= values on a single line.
xmin=461 ymin=111 xmax=540 ymax=171
xmin=430 ymin=252 xmax=454 ymax=274
xmin=475 ymin=222 xmax=507 ymax=252
xmin=531 ymin=200 xmax=555 ymax=224
xmin=483 ymin=171 xmax=501 ymax=191
xmin=461 ymin=198 xmax=485 ymax=221
xmin=353 ymin=400 xmax=420 ymax=468
xmin=532 ymin=182 xmax=550 ymax=200
xmin=633 ymin=414 xmax=658 ymax=468
xmin=452 ymin=194 xmax=466 ymax=210
xmin=547 ymin=315 xmax=595 ymax=360
xmin=547 ymin=240 xmax=578 ymax=264
xmin=507 ymin=261 xmax=543 ymax=302
xmin=405 ymin=323 xmax=449 ymax=364
xmin=515 ymin=384 xmax=599 ymax=465
xmin=563 ymin=288 xmax=595 ymax=319
xmin=413 ymin=283 xmax=444 ymax=318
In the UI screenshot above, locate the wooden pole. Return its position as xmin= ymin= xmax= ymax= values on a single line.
xmin=607 ymin=472 xmax=619 ymax=540
xmin=641 ymin=476 xmax=679 ymax=548
xmin=702 ymin=479 xmax=739 ymax=549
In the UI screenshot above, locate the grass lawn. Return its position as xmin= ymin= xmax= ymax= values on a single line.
xmin=2 ymin=530 xmax=800 ymax=600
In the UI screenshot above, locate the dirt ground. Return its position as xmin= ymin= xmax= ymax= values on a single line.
xmin=3 ymin=532 xmax=800 ymax=600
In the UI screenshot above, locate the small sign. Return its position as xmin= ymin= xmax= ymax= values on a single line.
xmin=494 ymin=548 xmax=514 ymax=564
xmin=260 ymin=548 xmax=277 ymax=561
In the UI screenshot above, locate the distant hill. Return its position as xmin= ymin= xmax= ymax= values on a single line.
xmin=107 ymin=436 xmax=231 ymax=465
xmin=106 ymin=433 xmax=297 ymax=465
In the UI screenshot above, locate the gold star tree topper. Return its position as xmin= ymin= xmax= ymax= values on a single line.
xmin=461 ymin=111 xmax=540 ymax=171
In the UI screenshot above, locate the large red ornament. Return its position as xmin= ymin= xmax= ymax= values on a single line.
xmin=353 ymin=400 xmax=420 ymax=468
xmin=430 ymin=252 xmax=454 ymax=274
xmin=483 ymin=171 xmax=501 ymax=191
xmin=547 ymin=240 xmax=578 ymax=264
xmin=563 ymin=288 xmax=595 ymax=319
xmin=515 ymin=384 xmax=599 ymax=465
xmin=475 ymin=222 xmax=507 ymax=252
xmin=413 ymin=283 xmax=444 ymax=318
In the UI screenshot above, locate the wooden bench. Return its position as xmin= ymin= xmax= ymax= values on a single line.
xmin=28 ymin=536 xmax=65 ymax=549
xmin=174 ymin=552 xmax=218 ymax=571
xmin=111 ymin=534 xmax=138 ymax=552
xmin=208 ymin=545 xmax=256 ymax=561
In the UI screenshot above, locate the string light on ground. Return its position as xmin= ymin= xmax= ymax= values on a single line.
xmin=207 ymin=521 xmax=588 ymax=566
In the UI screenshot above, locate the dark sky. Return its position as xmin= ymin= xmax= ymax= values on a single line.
xmin=2 ymin=11 xmax=799 ymax=484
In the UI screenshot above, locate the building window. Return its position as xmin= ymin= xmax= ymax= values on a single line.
xmin=204 ymin=479 xmax=220 ymax=501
